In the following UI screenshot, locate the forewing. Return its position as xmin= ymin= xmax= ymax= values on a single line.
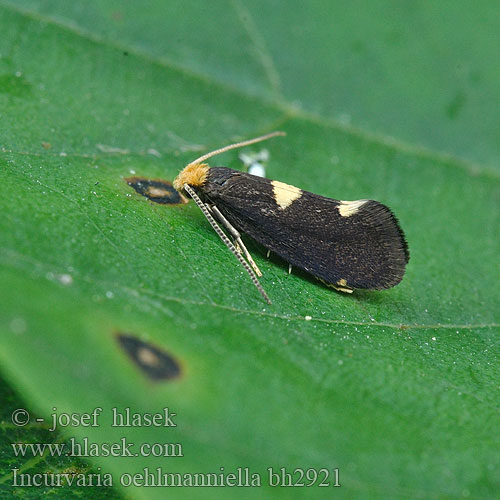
xmin=202 ymin=168 xmax=408 ymax=290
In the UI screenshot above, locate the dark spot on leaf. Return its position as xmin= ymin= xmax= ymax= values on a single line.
xmin=123 ymin=51 xmax=129 ymax=56
xmin=445 ymin=91 xmax=466 ymax=119
xmin=116 ymin=333 xmax=182 ymax=381
xmin=125 ymin=177 xmax=187 ymax=205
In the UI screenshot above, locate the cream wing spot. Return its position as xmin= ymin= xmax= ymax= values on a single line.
xmin=319 ymin=278 xmax=355 ymax=293
xmin=334 ymin=279 xmax=353 ymax=293
xmin=271 ymin=180 xmax=302 ymax=210
xmin=338 ymin=199 xmax=368 ymax=217
xmin=332 ymin=279 xmax=354 ymax=293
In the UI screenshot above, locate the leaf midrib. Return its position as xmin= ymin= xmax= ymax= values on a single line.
xmin=2 ymin=247 xmax=498 ymax=331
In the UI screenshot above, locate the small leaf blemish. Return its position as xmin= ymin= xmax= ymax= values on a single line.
xmin=125 ymin=177 xmax=187 ymax=205
xmin=446 ymin=91 xmax=466 ymax=120
xmin=116 ymin=333 xmax=182 ymax=381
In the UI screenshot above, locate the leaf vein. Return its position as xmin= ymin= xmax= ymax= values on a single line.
xmin=1 ymin=1 xmax=498 ymax=181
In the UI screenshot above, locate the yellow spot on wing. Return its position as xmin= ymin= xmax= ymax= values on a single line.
xmin=271 ymin=180 xmax=302 ymax=210
xmin=338 ymin=199 xmax=368 ymax=217
xmin=319 ymin=278 xmax=355 ymax=293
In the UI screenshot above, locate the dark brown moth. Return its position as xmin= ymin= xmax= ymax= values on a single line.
xmin=173 ymin=132 xmax=409 ymax=304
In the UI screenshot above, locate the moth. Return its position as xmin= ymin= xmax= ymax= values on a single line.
xmin=173 ymin=132 xmax=409 ymax=304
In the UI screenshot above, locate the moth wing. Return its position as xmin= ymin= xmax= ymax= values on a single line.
xmin=204 ymin=169 xmax=408 ymax=290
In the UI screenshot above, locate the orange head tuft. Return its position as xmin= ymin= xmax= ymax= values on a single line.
xmin=173 ymin=131 xmax=285 ymax=193
xmin=173 ymin=163 xmax=209 ymax=192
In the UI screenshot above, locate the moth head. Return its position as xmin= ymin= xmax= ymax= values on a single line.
xmin=173 ymin=131 xmax=286 ymax=193
xmin=173 ymin=162 xmax=209 ymax=192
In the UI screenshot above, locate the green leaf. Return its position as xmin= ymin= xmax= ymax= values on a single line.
xmin=7 ymin=0 xmax=500 ymax=169
xmin=0 ymin=382 xmax=123 ymax=499
xmin=1 ymin=2 xmax=499 ymax=500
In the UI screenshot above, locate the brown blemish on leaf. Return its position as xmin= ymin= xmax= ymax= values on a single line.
xmin=125 ymin=177 xmax=187 ymax=205
xmin=41 ymin=142 xmax=52 ymax=149
xmin=116 ymin=333 xmax=182 ymax=381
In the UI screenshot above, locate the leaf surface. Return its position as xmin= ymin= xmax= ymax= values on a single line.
xmin=0 ymin=2 xmax=499 ymax=499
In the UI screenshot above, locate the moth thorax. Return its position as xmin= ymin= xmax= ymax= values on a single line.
xmin=173 ymin=163 xmax=209 ymax=191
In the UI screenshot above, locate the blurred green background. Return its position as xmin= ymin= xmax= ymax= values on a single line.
xmin=0 ymin=1 xmax=499 ymax=499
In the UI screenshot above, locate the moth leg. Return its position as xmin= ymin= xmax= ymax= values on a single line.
xmin=184 ymin=184 xmax=271 ymax=304
xmin=205 ymin=205 xmax=243 ymax=255
xmin=209 ymin=204 xmax=263 ymax=278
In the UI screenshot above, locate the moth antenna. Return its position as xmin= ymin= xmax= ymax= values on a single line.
xmin=186 ymin=131 xmax=286 ymax=167
xmin=183 ymin=184 xmax=272 ymax=305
